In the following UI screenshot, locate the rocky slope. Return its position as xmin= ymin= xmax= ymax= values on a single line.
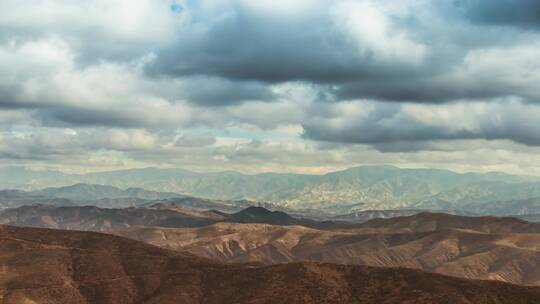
xmin=2 ymin=224 xmax=540 ymax=304
xmin=354 ymin=212 xmax=540 ymax=233
xmin=116 ymin=213 xmax=540 ymax=286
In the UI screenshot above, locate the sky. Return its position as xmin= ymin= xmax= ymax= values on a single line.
xmin=1 ymin=0 xmax=540 ymax=175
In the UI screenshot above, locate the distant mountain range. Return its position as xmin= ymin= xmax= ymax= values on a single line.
xmin=31 ymin=183 xmax=183 ymax=201
xmin=0 ymin=204 xmax=218 ymax=231
xmin=329 ymin=209 xmax=473 ymax=222
xmin=0 ymin=205 xmax=343 ymax=232
xmin=0 ymin=183 xmax=255 ymax=211
xmin=0 ymin=183 xmax=182 ymax=207
xmin=4 ymin=165 xmax=540 ymax=214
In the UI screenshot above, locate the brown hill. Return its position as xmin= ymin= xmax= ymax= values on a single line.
xmin=0 ymin=204 xmax=216 ymax=231
xmin=353 ymin=212 xmax=540 ymax=233
xmin=0 ymin=205 xmax=343 ymax=231
xmin=224 ymin=206 xmax=342 ymax=228
xmin=5 ymin=206 xmax=540 ymax=286
xmin=117 ymin=218 xmax=540 ymax=286
xmin=2 ymin=224 xmax=540 ymax=304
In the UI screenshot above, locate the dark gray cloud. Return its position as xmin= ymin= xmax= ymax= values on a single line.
xmin=0 ymin=151 xmax=50 ymax=161
xmin=178 ymin=77 xmax=276 ymax=106
xmin=454 ymin=0 xmax=540 ymax=29
xmin=145 ymin=0 xmax=540 ymax=106
xmin=146 ymin=1 xmax=428 ymax=84
xmin=302 ymin=100 xmax=540 ymax=150
xmin=36 ymin=107 xmax=145 ymax=128
xmin=0 ymin=84 xmax=46 ymax=109
xmin=3 ymin=0 xmax=540 ymax=171
xmin=333 ymin=74 xmax=525 ymax=104
xmin=303 ymin=103 xmax=462 ymax=145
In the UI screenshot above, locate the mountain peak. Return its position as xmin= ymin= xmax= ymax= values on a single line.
xmin=358 ymin=211 xmax=538 ymax=233
xmin=228 ymin=206 xmax=294 ymax=225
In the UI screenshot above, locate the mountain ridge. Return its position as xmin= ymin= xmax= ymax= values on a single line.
xmin=2 ymin=224 xmax=540 ymax=304
xmin=115 ymin=212 xmax=540 ymax=286
xmin=0 ymin=205 xmax=345 ymax=232
xmin=4 ymin=165 xmax=540 ymax=214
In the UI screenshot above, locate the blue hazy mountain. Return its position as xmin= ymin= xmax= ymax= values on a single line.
xmin=3 ymin=165 xmax=540 ymax=214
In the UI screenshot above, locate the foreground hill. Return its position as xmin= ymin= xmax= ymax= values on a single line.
xmin=5 ymin=205 xmax=540 ymax=285
xmin=2 ymin=225 xmax=540 ymax=304
xmin=117 ymin=213 xmax=540 ymax=286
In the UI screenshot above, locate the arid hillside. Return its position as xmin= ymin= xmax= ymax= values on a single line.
xmin=2 ymin=224 xmax=540 ymax=304
xmin=353 ymin=212 xmax=540 ymax=233
xmin=5 ymin=205 xmax=540 ymax=286
xmin=117 ymin=213 xmax=540 ymax=286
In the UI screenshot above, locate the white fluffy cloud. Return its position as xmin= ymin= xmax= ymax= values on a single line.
xmin=0 ymin=0 xmax=181 ymax=61
xmin=2 ymin=0 xmax=540 ymax=174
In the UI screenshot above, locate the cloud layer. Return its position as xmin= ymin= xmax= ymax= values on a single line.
xmin=1 ymin=0 xmax=540 ymax=174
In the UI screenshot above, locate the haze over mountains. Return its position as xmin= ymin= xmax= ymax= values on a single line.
xmin=0 ymin=184 xmax=182 ymax=209
xmin=0 ymin=183 xmax=259 ymax=212
xmin=5 ymin=165 xmax=540 ymax=215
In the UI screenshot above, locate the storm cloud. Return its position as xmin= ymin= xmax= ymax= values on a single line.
xmin=455 ymin=0 xmax=540 ymax=29
xmin=147 ymin=0 xmax=430 ymax=84
xmin=2 ymin=0 xmax=540 ymax=174
xmin=302 ymin=100 xmax=540 ymax=149
xmin=144 ymin=0 xmax=540 ymax=106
